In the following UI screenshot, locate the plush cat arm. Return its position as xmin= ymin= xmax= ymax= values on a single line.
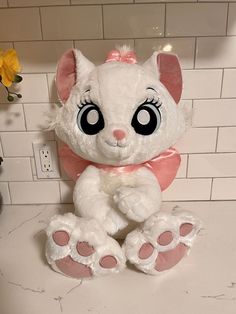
xmin=73 ymin=166 xmax=111 ymax=223
xmin=114 ymin=167 xmax=162 ymax=222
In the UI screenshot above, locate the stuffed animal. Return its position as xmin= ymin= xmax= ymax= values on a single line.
xmin=46 ymin=47 xmax=201 ymax=279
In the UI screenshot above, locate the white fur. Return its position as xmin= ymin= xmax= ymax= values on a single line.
xmin=124 ymin=210 xmax=201 ymax=275
xmin=46 ymin=214 xmax=126 ymax=277
xmin=46 ymin=48 xmax=201 ymax=277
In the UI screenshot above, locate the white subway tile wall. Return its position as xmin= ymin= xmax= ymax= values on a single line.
xmin=182 ymin=70 xmax=222 ymax=99
xmin=212 ymin=178 xmax=236 ymax=200
xmin=135 ymin=38 xmax=195 ymax=69
xmin=0 ymin=158 xmax=32 ymax=182
xmin=0 ymin=1 xmax=236 ymax=204
xmin=9 ymin=181 xmax=61 ymax=204
xmin=227 ymin=3 xmax=236 ymax=35
xmin=0 ymin=8 xmax=42 ymax=41
xmin=59 ymin=180 xmax=74 ymax=203
xmin=103 ymin=4 xmax=165 ymax=38
xmin=222 ymin=69 xmax=236 ymax=98
xmin=196 ymin=37 xmax=236 ymax=69
xmin=176 ymin=154 xmax=187 ymax=178
xmin=217 ymin=127 xmax=236 ymax=152
xmin=23 ymin=103 xmax=57 ymax=131
xmin=166 ymin=4 xmax=228 ymax=37
xmin=0 ymin=183 xmax=11 ymax=204
xmin=41 ymin=6 xmax=103 ymax=40
xmin=0 ymin=104 xmax=26 ymax=131
xmin=0 ymin=0 xmax=8 ymax=7
xmin=14 ymin=41 xmax=74 ymax=73
xmin=8 ymin=0 xmax=70 ymax=6
xmin=1 ymin=131 xmax=54 ymax=157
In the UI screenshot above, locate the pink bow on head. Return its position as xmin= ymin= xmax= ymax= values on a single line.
xmin=105 ymin=49 xmax=137 ymax=64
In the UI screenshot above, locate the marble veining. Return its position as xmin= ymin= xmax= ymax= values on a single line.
xmin=0 ymin=201 xmax=236 ymax=314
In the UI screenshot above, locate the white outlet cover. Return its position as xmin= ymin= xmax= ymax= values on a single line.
xmin=33 ymin=141 xmax=60 ymax=179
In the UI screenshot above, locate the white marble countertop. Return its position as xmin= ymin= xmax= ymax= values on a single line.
xmin=0 ymin=201 xmax=235 ymax=314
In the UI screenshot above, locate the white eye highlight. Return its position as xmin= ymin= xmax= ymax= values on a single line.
xmin=137 ymin=110 xmax=151 ymax=125
xmin=87 ymin=109 xmax=99 ymax=125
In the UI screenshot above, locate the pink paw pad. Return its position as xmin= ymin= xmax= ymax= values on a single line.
xmin=55 ymin=256 xmax=92 ymax=278
xmin=99 ymin=255 xmax=117 ymax=269
xmin=138 ymin=243 xmax=154 ymax=259
xmin=76 ymin=241 xmax=95 ymax=257
xmin=157 ymin=231 xmax=174 ymax=246
xmin=52 ymin=230 xmax=70 ymax=246
xmin=180 ymin=223 xmax=193 ymax=237
xmin=155 ymin=243 xmax=189 ymax=272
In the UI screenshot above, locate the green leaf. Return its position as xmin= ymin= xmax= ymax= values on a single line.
xmin=14 ymin=75 xmax=23 ymax=83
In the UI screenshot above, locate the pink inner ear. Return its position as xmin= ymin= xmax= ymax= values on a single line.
xmin=157 ymin=53 xmax=182 ymax=104
xmin=56 ymin=50 xmax=77 ymax=103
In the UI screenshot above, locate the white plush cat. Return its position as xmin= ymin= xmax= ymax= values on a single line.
xmin=46 ymin=47 xmax=201 ymax=278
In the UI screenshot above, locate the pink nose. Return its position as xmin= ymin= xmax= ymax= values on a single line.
xmin=113 ymin=129 xmax=126 ymax=140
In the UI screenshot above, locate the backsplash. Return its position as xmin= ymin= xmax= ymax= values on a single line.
xmin=1 ymin=0 xmax=236 ymax=204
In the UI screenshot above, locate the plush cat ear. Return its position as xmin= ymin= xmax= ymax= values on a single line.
xmin=56 ymin=49 xmax=95 ymax=104
xmin=143 ymin=52 xmax=182 ymax=104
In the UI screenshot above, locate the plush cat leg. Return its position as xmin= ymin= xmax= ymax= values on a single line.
xmin=124 ymin=209 xmax=201 ymax=275
xmin=46 ymin=213 xmax=126 ymax=279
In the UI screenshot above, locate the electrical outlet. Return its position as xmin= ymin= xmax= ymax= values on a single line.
xmin=39 ymin=147 xmax=53 ymax=172
xmin=33 ymin=141 xmax=60 ymax=179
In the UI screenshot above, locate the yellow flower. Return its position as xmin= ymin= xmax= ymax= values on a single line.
xmin=0 ymin=49 xmax=21 ymax=87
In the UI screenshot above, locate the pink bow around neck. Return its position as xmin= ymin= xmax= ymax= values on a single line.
xmin=105 ymin=49 xmax=137 ymax=64
xmin=59 ymin=145 xmax=180 ymax=192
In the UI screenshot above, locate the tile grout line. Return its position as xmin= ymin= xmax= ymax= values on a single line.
xmin=45 ymin=74 xmax=52 ymax=103
xmin=164 ymin=3 xmax=167 ymax=37
xmin=4 ymin=198 xmax=236 ymax=205
xmin=0 ymin=136 xmax=4 ymax=158
xmin=4 ymin=98 xmax=236 ymax=106
xmin=7 ymin=182 xmax=12 ymax=204
xmin=2 ymin=177 xmax=236 ymax=185
xmin=2 ymin=151 xmax=236 ymax=158
xmin=2 ymin=2 xmax=234 ymax=9
xmin=8 ymin=68 xmax=236 ymax=74
xmin=193 ymin=37 xmax=197 ymax=69
xmin=186 ymin=154 xmax=189 ymax=178
xmin=21 ymin=103 xmax=28 ymax=132
xmin=210 ymin=178 xmax=214 ymax=200
xmin=225 ymin=2 xmax=230 ymax=36
xmin=29 ymin=155 xmax=36 ymax=182
xmin=220 ymin=69 xmax=225 ymax=98
xmin=215 ymin=127 xmax=220 ymax=153
xmin=58 ymin=180 xmax=63 ymax=204
xmin=101 ymin=4 xmax=105 ymax=40
xmin=38 ymin=7 xmax=44 ymax=41
xmin=3 ymin=34 xmax=236 ymax=43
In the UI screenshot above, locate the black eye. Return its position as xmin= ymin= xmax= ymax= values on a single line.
xmin=131 ymin=100 xmax=161 ymax=135
xmin=77 ymin=102 xmax=104 ymax=135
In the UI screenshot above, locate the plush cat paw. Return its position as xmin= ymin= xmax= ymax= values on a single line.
xmin=124 ymin=210 xmax=201 ymax=275
xmin=114 ymin=187 xmax=150 ymax=222
xmin=46 ymin=213 xmax=126 ymax=279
